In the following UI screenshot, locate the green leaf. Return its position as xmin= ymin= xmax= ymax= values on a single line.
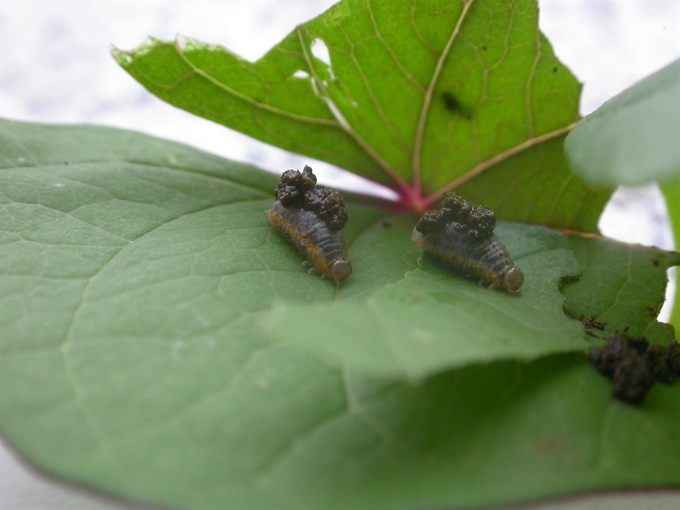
xmin=564 ymin=55 xmax=680 ymax=334
xmin=564 ymin=59 xmax=680 ymax=187
xmin=250 ymin=355 xmax=680 ymax=510
xmin=563 ymin=59 xmax=680 ymax=330
xmin=114 ymin=0 xmax=611 ymax=228
xmin=661 ymin=183 xmax=680 ymax=328
xmin=562 ymin=235 xmax=680 ymax=344
xmin=1 ymin=119 xmax=679 ymax=510
xmin=265 ymin=219 xmax=588 ymax=379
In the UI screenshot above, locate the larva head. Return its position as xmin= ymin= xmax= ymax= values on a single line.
xmin=331 ymin=258 xmax=352 ymax=282
xmin=502 ymin=266 xmax=524 ymax=292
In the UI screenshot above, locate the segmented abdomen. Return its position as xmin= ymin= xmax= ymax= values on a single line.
xmin=267 ymin=201 xmax=348 ymax=279
xmin=412 ymin=222 xmax=517 ymax=290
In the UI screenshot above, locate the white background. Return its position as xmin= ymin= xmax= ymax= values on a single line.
xmin=1 ymin=1 xmax=680 ymax=509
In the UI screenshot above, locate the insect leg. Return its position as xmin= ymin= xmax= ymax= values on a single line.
xmin=306 ymin=264 xmax=323 ymax=276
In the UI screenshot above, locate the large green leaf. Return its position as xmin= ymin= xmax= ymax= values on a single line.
xmin=114 ymin=0 xmax=611 ymax=227
xmin=2 ymin=119 xmax=679 ymax=510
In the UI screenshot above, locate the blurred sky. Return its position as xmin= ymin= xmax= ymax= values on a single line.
xmin=0 ymin=1 xmax=680 ymax=509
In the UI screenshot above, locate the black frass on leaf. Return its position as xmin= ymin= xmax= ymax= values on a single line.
xmin=591 ymin=334 xmax=679 ymax=405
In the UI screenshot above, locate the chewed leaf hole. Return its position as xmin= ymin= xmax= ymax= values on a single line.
xmin=311 ymin=38 xmax=331 ymax=67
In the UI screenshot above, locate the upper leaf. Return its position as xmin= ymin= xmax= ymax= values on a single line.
xmin=565 ymin=58 xmax=680 ymax=187
xmin=114 ymin=0 xmax=611 ymax=228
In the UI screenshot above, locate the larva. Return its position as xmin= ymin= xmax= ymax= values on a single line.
xmin=266 ymin=166 xmax=352 ymax=283
xmin=412 ymin=192 xmax=523 ymax=292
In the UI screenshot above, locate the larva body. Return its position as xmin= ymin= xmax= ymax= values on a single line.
xmin=412 ymin=191 xmax=523 ymax=292
xmin=267 ymin=201 xmax=351 ymax=282
xmin=266 ymin=165 xmax=352 ymax=283
xmin=412 ymin=225 xmax=522 ymax=292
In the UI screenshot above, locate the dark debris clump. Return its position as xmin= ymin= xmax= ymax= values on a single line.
xmin=668 ymin=342 xmax=680 ymax=374
xmin=275 ymin=166 xmax=317 ymax=207
xmin=646 ymin=344 xmax=676 ymax=384
xmin=590 ymin=334 xmax=632 ymax=378
xmin=590 ymin=334 xmax=680 ymax=405
xmin=611 ymin=356 xmax=655 ymax=405
xmin=415 ymin=191 xmax=495 ymax=242
xmin=274 ymin=165 xmax=348 ymax=230
xmin=304 ymin=187 xmax=348 ymax=230
xmin=415 ymin=209 xmax=446 ymax=236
